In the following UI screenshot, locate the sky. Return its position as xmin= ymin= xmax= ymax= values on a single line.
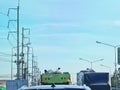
xmin=1 ymin=0 xmax=120 ymax=83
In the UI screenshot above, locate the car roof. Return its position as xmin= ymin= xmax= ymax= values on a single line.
xmin=19 ymin=85 xmax=90 ymax=90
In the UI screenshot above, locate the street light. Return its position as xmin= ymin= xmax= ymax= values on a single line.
xmin=100 ymin=64 xmax=111 ymax=75
xmin=96 ymin=41 xmax=120 ymax=89
xmin=79 ymin=58 xmax=103 ymax=69
xmin=96 ymin=41 xmax=120 ymax=72
xmin=100 ymin=64 xmax=111 ymax=86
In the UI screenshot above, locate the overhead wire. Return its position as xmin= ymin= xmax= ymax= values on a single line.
xmin=7 ymin=10 xmax=17 ymax=46
xmin=0 ymin=58 xmax=11 ymax=63
xmin=0 ymin=11 xmax=17 ymax=47
xmin=0 ymin=12 xmax=7 ymax=16
xmin=7 ymin=28 xmax=17 ymax=41
xmin=0 ymin=51 xmax=11 ymax=56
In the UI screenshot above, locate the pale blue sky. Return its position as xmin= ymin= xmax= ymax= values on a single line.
xmin=1 ymin=0 xmax=120 ymax=82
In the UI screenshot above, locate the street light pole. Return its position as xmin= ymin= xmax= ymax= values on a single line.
xmin=96 ymin=41 xmax=120 ymax=89
xmin=100 ymin=64 xmax=111 ymax=86
xmin=100 ymin=64 xmax=111 ymax=75
xmin=79 ymin=58 xmax=103 ymax=69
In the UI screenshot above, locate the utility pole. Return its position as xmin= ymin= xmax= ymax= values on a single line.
xmin=27 ymin=46 xmax=29 ymax=80
xmin=17 ymin=5 xmax=20 ymax=80
xmin=21 ymin=27 xmax=24 ymax=79
xmin=21 ymin=27 xmax=30 ymax=80
xmin=32 ymin=54 xmax=34 ymax=85
xmin=7 ymin=4 xmax=20 ymax=79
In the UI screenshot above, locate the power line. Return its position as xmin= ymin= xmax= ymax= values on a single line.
xmin=0 ymin=11 xmax=17 ymax=30
xmin=0 ymin=54 xmax=11 ymax=57
xmin=0 ymin=58 xmax=11 ymax=63
xmin=0 ymin=12 xmax=7 ymax=16
xmin=0 ymin=26 xmax=8 ymax=29
xmin=7 ymin=28 xmax=17 ymax=41
xmin=0 ymin=11 xmax=17 ymax=47
xmin=0 ymin=55 xmax=10 ymax=57
xmin=0 ymin=75 xmax=11 ymax=78
xmin=8 ymin=39 xmax=14 ymax=47
xmin=0 ymin=52 xmax=11 ymax=56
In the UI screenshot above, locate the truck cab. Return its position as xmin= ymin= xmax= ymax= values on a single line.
xmin=77 ymin=69 xmax=110 ymax=90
